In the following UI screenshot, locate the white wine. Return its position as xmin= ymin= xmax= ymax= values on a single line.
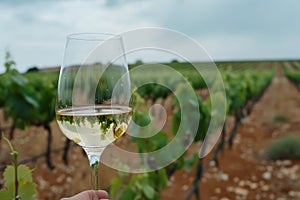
xmin=56 ymin=105 xmax=132 ymax=148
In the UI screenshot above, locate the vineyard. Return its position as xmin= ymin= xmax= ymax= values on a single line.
xmin=1 ymin=56 xmax=300 ymax=199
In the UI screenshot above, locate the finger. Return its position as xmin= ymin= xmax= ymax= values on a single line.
xmin=87 ymin=190 xmax=109 ymax=199
xmin=96 ymin=190 xmax=109 ymax=198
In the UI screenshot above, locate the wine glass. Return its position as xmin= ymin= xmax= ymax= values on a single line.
xmin=55 ymin=33 xmax=132 ymax=190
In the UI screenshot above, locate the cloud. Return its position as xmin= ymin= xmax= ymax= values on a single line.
xmin=157 ymin=0 xmax=300 ymax=37
xmin=0 ymin=1 xmax=158 ymax=71
xmin=104 ymin=0 xmax=149 ymax=7
xmin=1 ymin=0 xmax=300 ymax=72
xmin=149 ymin=0 xmax=300 ymax=60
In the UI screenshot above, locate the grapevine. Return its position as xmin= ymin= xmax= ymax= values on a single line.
xmin=0 ymin=134 xmax=37 ymax=200
xmin=0 ymin=52 xmax=279 ymax=199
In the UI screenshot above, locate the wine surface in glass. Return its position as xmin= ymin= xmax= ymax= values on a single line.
xmin=56 ymin=105 xmax=132 ymax=148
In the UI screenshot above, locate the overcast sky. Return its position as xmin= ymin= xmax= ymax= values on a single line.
xmin=1 ymin=0 xmax=300 ymax=72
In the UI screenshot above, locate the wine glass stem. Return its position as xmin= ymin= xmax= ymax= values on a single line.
xmin=90 ymin=160 xmax=99 ymax=190
xmin=84 ymin=147 xmax=105 ymax=190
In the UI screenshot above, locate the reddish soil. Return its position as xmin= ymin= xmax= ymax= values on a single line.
xmin=1 ymin=64 xmax=300 ymax=200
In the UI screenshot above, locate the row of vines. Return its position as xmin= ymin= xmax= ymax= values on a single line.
xmin=114 ymin=62 xmax=275 ymax=199
xmin=0 ymin=52 xmax=278 ymax=199
xmin=283 ymin=61 xmax=300 ymax=90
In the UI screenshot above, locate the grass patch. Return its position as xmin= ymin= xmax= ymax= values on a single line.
xmin=266 ymin=135 xmax=300 ymax=160
xmin=273 ymin=114 xmax=288 ymax=122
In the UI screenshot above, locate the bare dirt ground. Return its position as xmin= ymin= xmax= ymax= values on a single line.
xmin=1 ymin=65 xmax=300 ymax=200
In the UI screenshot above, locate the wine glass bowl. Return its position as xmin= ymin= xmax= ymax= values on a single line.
xmin=55 ymin=33 xmax=132 ymax=190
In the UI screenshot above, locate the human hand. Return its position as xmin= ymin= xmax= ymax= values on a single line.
xmin=61 ymin=190 xmax=109 ymax=200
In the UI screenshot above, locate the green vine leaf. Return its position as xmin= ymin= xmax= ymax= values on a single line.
xmin=0 ymin=134 xmax=36 ymax=200
xmin=0 ymin=188 xmax=12 ymax=200
xmin=119 ymin=188 xmax=135 ymax=200
xmin=18 ymin=181 xmax=36 ymax=200
xmin=142 ymin=184 xmax=155 ymax=199
xmin=184 ymin=153 xmax=198 ymax=172
xmin=0 ymin=164 xmax=36 ymax=200
xmin=3 ymin=166 xmax=15 ymax=188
